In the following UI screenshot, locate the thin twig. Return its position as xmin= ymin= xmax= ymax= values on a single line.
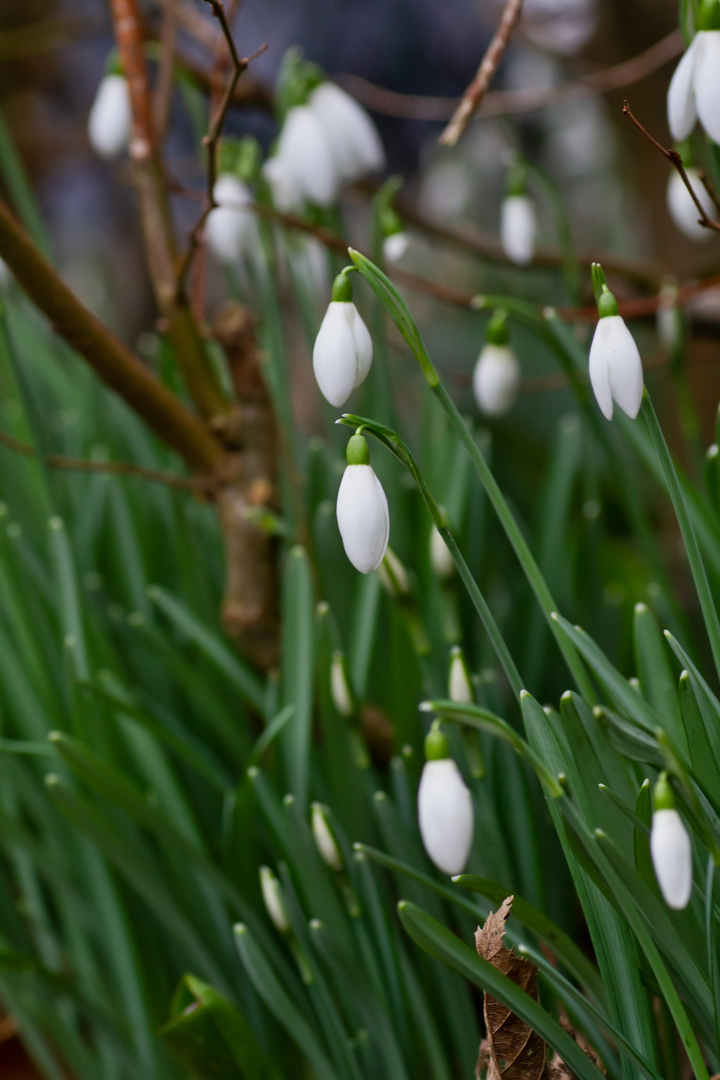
xmin=0 ymin=430 xmax=206 ymax=491
xmin=336 ymin=31 xmax=682 ymax=121
xmin=153 ymin=0 xmax=179 ymax=140
xmin=439 ymin=0 xmax=524 ymax=146
xmin=623 ymin=100 xmax=720 ymax=235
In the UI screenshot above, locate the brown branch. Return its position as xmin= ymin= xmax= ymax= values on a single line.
xmin=337 ymin=30 xmax=682 ymax=121
xmin=153 ymin=0 xmax=179 ymax=140
xmin=0 ymin=198 xmax=221 ymax=471
xmin=623 ymin=100 xmax=720 ymax=235
xmin=439 ymin=0 xmax=524 ymax=146
xmin=0 ymin=430 xmax=206 ymax=491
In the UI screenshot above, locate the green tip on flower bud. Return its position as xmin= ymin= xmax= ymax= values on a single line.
xmin=332 ymin=273 xmax=354 ymax=303
xmin=486 ymin=309 xmax=510 ymax=346
xmin=346 ymin=433 xmax=369 ymax=465
xmin=654 ymin=771 xmax=676 ymax=811
xmin=506 ymin=161 xmax=527 ymax=197
xmin=700 ymin=0 xmax=720 ymax=29
xmin=597 ymin=286 xmax=619 ymax=318
xmin=591 ymin=262 xmax=609 ymax=304
xmin=425 ymin=720 xmax=450 ymax=761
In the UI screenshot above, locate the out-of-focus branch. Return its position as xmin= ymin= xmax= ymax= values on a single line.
xmin=110 ymin=0 xmax=230 ymax=421
xmin=336 ymin=30 xmax=682 ymax=121
xmin=439 ymin=0 xmax=524 ymax=145
xmin=153 ymin=0 xmax=179 ymax=140
xmin=0 ymin=198 xmax=221 ymax=471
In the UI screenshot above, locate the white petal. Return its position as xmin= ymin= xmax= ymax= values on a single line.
xmin=205 ymin=175 xmax=256 ymax=264
xmin=350 ymin=306 xmax=373 ymax=387
xmin=667 ymin=169 xmax=714 ymax=241
xmin=588 ymin=319 xmax=615 ymax=420
xmin=472 ymin=344 xmax=520 ymax=416
xmin=309 ymin=83 xmax=385 ymax=181
xmin=500 ymin=195 xmax=536 ymax=266
xmin=417 ymin=759 xmax=474 ymax=875
xmin=449 ymin=655 xmax=473 ymax=704
xmin=262 ymin=155 xmax=304 ymax=213
xmin=603 ymin=315 xmax=644 ymax=419
xmin=430 ymin=525 xmax=454 ymax=579
xmin=383 ymin=232 xmax=409 ymax=262
xmin=336 ymin=465 xmax=390 ymax=574
xmin=88 ymin=75 xmax=131 ymax=160
xmin=312 ymin=303 xmax=358 ymax=406
xmin=277 ymin=106 xmax=339 ymax=206
xmin=311 ymin=805 xmax=342 ymax=870
xmin=694 ymin=32 xmax=720 ymax=145
xmin=330 ymin=654 xmax=353 ymax=717
xmin=650 ymin=809 xmax=692 ymax=909
xmin=667 ymin=36 xmax=700 ymax=142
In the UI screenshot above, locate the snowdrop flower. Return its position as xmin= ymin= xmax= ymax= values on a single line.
xmin=417 ymin=722 xmax=474 ymax=875
xmin=501 ymin=194 xmax=537 ymax=266
xmin=650 ymin=774 xmax=692 ymax=910
xmin=311 ymin=803 xmax=343 ymax=871
xmin=309 ymin=82 xmax=385 ymax=182
xmin=588 ymin=271 xmax=644 ymax=421
xmin=473 ymin=311 xmax=520 ymax=416
xmin=449 ymin=646 xmax=473 ymax=704
xmin=313 ymin=273 xmax=372 ymax=406
xmin=430 ymin=524 xmax=454 ymax=579
xmin=330 ymin=651 xmax=354 ymax=717
xmin=205 ymin=175 xmax=256 ymax=265
xmin=88 ymin=73 xmax=131 ymax=160
xmin=277 ymin=104 xmax=339 ymax=206
xmin=262 ymin=154 xmax=304 ymax=214
xmin=667 ymin=21 xmax=720 ymax=145
xmin=259 ymin=866 xmax=289 ymax=931
xmin=666 ymin=168 xmax=716 ymax=241
xmin=336 ymin=433 xmax=390 ymax=574
xmin=380 ymin=207 xmax=409 ymax=263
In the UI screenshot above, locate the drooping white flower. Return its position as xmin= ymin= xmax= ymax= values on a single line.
xmin=418 ymin=724 xmax=474 ymax=876
xmin=277 ymin=104 xmax=339 ymax=206
xmin=651 ymin=809 xmax=693 ymax=909
xmin=500 ymin=194 xmax=537 ymax=266
xmin=336 ymin=434 xmax=390 ymax=574
xmin=449 ymin=647 xmax=473 ymax=704
xmin=259 ymin=866 xmax=289 ymax=931
xmin=473 ymin=344 xmax=521 ymax=416
xmin=205 ymin=175 xmax=256 ymax=265
xmin=330 ymin=651 xmax=354 ymax=717
xmin=88 ymin=74 xmax=131 ymax=160
xmin=667 ymin=31 xmax=720 ymax=145
xmin=430 ymin=524 xmax=454 ymax=579
xmin=262 ymin=154 xmax=304 ymax=214
xmin=383 ymin=232 xmax=410 ymax=263
xmin=309 ymin=82 xmax=385 ymax=182
xmin=311 ymin=803 xmax=343 ymax=870
xmin=666 ymin=168 xmax=716 ymax=242
xmin=313 ymin=274 xmax=372 ymax=406
xmin=588 ymin=285 xmax=643 ymax=421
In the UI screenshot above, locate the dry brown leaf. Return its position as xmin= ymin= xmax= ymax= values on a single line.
xmin=474 ymin=897 xmax=580 ymax=1080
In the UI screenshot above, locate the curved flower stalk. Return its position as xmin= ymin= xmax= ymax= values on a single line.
xmin=205 ymin=175 xmax=257 ymax=266
xmin=336 ymin=432 xmax=390 ymax=574
xmin=88 ymin=73 xmax=131 ymax=160
xmin=313 ymin=273 xmax=372 ymax=406
xmin=417 ymin=722 xmax=474 ymax=875
xmin=666 ymin=168 xmax=716 ymax=241
xmin=667 ymin=15 xmax=720 ymax=145
xmin=650 ymin=774 xmax=693 ymax=910
xmin=472 ymin=310 xmax=521 ymax=416
xmin=588 ymin=265 xmax=644 ymax=421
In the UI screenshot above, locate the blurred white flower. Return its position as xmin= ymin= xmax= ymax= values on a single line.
xmin=520 ymin=0 xmax=598 ymax=55
xmin=430 ymin=525 xmax=454 ymax=579
xmin=449 ymin=647 xmax=473 ymax=704
xmin=473 ymin=344 xmax=521 ymax=416
xmin=500 ymin=194 xmax=537 ymax=265
xmin=383 ymin=232 xmax=410 ymax=263
xmin=311 ymin=803 xmax=343 ymax=870
xmin=205 ymin=175 xmax=256 ymax=265
xmin=418 ymin=727 xmax=474 ymax=876
xmin=667 ymin=31 xmax=720 ymax=145
xmin=666 ymin=169 xmax=715 ymax=242
xmin=88 ymin=74 xmax=131 ymax=160
xmin=650 ymin=809 xmax=692 ymax=909
xmin=259 ymin=866 xmax=289 ymax=932
xmin=330 ymin=651 xmax=354 ymax=717
xmin=309 ymin=82 xmax=385 ymax=182
xmin=378 ymin=546 xmax=410 ymax=597
xmin=337 ymin=435 xmax=390 ymax=574
xmin=262 ymin=154 xmax=304 ymax=213
xmin=277 ymin=105 xmax=339 ymax=206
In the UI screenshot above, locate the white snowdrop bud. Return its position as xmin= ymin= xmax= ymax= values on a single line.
xmin=205 ymin=175 xmax=256 ymax=265
xmin=88 ymin=74 xmax=131 ymax=160
xmin=449 ymin=646 xmax=473 ymax=704
xmin=377 ymin=546 xmax=410 ymax=597
xmin=418 ymin=724 xmax=474 ymax=876
xmin=259 ymin=866 xmax=289 ymax=931
xmin=277 ymin=104 xmax=339 ymax=206
xmin=667 ymin=168 xmax=716 ymax=242
xmin=383 ymin=232 xmax=409 ymax=263
xmin=308 ymin=82 xmax=385 ymax=182
xmin=500 ymin=194 xmax=537 ymax=266
xmin=311 ymin=803 xmax=343 ymax=870
xmin=473 ymin=344 xmax=521 ymax=416
xmin=313 ymin=273 xmax=373 ymax=407
xmin=262 ymin=154 xmax=304 ymax=214
xmin=330 ymin=651 xmax=354 ymax=717
xmin=650 ymin=774 xmax=692 ymax=910
xmin=667 ymin=28 xmax=720 ymax=145
xmin=588 ymin=278 xmax=643 ymax=421
xmin=336 ymin=434 xmax=390 ymax=574
xmin=430 ymin=524 xmax=454 ymax=579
